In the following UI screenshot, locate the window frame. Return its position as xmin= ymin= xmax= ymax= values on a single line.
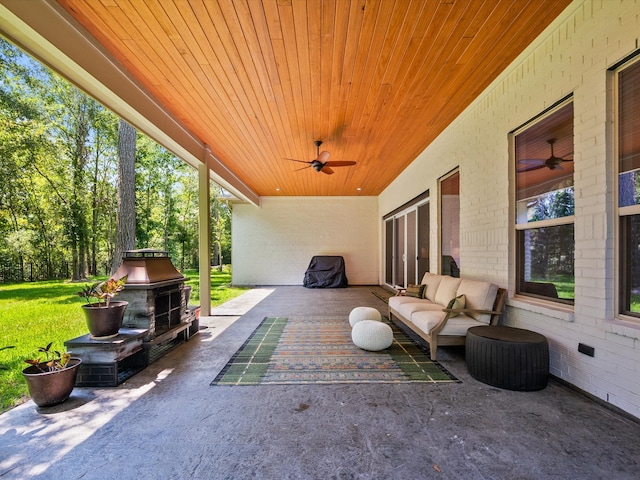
xmin=614 ymin=53 xmax=640 ymax=321
xmin=439 ymin=169 xmax=460 ymax=277
xmin=511 ymin=98 xmax=575 ymax=305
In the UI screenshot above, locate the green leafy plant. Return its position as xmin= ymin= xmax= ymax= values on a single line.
xmin=24 ymin=342 xmax=71 ymax=372
xmin=77 ymin=274 xmax=128 ymax=307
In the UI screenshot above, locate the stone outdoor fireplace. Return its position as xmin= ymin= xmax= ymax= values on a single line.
xmin=114 ymin=249 xmax=191 ymax=341
xmin=66 ymin=249 xmax=199 ymax=386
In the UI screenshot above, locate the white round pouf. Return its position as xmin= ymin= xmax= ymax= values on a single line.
xmin=348 ymin=306 xmax=382 ymax=327
xmin=351 ymin=320 xmax=393 ymax=351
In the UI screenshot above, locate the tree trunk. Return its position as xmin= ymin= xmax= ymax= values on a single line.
xmin=111 ymin=119 xmax=137 ymax=275
xmin=90 ymin=147 xmax=99 ymax=276
xmin=70 ymin=96 xmax=91 ymax=281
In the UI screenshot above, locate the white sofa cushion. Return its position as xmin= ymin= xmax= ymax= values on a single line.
xmin=388 ymin=295 xmax=435 ymax=311
xmin=388 ymin=295 xmax=420 ymax=310
xmin=394 ymin=301 xmax=443 ymax=321
xmin=419 ymin=272 xmax=433 ymax=284
xmin=411 ymin=310 xmax=484 ymax=336
xmin=422 ymin=273 xmax=443 ymax=302
xmin=456 ymin=279 xmax=499 ymax=324
xmin=434 ymin=276 xmax=462 ymax=307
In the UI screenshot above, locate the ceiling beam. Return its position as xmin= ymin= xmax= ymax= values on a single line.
xmin=0 ymin=0 xmax=260 ymax=206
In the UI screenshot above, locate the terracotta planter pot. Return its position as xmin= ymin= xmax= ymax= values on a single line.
xmin=81 ymin=301 xmax=128 ymax=338
xmin=22 ymin=358 xmax=82 ymax=407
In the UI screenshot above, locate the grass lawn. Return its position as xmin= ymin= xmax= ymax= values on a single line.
xmin=0 ymin=266 xmax=247 ymax=413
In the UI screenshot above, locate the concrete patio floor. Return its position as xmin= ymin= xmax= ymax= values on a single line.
xmin=1 ymin=286 xmax=640 ymax=479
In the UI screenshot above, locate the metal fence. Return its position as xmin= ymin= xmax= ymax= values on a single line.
xmin=0 ymin=262 xmax=70 ymax=283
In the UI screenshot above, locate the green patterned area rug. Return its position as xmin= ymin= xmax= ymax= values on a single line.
xmin=211 ymin=316 xmax=459 ymax=386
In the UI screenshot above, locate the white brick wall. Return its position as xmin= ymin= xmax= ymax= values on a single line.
xmin=379 ymin=0 xmax=640 ymax=418
xmin=232 ymin=196 xmax=378 ymax=285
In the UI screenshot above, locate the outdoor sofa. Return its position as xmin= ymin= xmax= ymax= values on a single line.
xmin=388 ymin=273 xmax=507 ymax=360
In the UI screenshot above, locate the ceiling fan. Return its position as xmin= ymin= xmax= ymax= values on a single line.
xmin=285 ymin=140 xmax=356 ymax=175
xmin=517 ymin=138 xmax=573 ymax=173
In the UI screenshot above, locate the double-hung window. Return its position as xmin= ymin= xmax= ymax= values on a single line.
xmin=617 ymin=57 xmax=640 ymax=318
xmin=514 ymin=100 xmax=575 ymax=303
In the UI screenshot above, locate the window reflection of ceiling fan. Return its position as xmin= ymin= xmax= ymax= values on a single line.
xmin=285 ymin=140 xmax=356 ymax=175
xmin=517 ymin=138 xmax=573 ymax=172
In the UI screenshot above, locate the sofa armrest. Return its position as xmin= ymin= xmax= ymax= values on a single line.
xmin=429 ymin=310 xmax=457 ymax=336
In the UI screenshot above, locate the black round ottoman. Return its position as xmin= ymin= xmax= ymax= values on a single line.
xmin=466 ymin=326 xmax=549 ymax=391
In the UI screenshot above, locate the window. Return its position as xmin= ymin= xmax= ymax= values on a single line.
xmin=514 ymin=100 xmax=575 ymax=303
xmin=617 ymin=56 xmax=640 ymax=317
xmin=440 ymin=170 xmax=460 ymax=277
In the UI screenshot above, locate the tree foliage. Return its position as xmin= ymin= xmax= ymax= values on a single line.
xmin=528 ymin=188 xmax=575 ymax=280
xmin=0 ymin=39 xmax=230 ymax=281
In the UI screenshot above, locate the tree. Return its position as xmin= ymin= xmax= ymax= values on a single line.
xmin=1 ymin=40 xmax=81 ymax=280
xmin=41 ymin=74 xmax=104 ymax=281
xmin=89 ymin=107 xmax=118 ymax=275
xmin=211 ymin=185 xmax=231 ymax=270
xmin=0 ymin=39 xmax=233 ymax=281
xmin=111 ymin=119 xmax=136 ymax=274
xmin=68 ymin=94 xmax=94 ymax=280
xmin=529 ymin=187 xmax=575 ymax=279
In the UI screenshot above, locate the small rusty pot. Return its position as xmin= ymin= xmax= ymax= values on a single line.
xmin=81 ymin=301 xmax=128 ymax=338
xmin=22 ymin=358 xmax=82 ymax=407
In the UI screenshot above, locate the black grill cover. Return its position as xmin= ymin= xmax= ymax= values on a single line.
xmin=303 ymin=255 xmax=348 ymax=288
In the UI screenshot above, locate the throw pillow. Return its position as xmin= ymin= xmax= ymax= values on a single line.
xmin=405 ymin=284 xmax=425 ymax=298
xmin=445 ymin=294 xmax=466 ymax=317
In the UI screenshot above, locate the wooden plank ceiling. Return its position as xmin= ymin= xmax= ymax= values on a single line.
xmin=57 ymin=0 xmax=572 ymax=197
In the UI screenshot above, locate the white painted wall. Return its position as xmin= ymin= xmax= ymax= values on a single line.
xmin=232 ymin=196 xmax=378 ymax=285
xmin=379 ymin=0 xmax=640 ymax=418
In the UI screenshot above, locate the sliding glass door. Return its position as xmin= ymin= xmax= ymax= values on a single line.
xmin=417 ymin=202 xmax=430 ymax=281
xmin=393 ymin=215 xmax=405 ymax=286
xmin=406 ymin=210 xmax=417 ymax=286
xmin=384 ymin=199 xmax=429 ymax=288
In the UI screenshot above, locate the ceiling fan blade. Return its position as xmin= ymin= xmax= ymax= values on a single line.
xmin=325 ymin=161 xmax=356 ymax=167
xmin=518 ymin=164 xmax=547 ymax=173
xmin=518 ymin=158 xmax=546 ymax=165
xmin=284 ymin=157 xmax=311 ymax=165
xmin=317 ymin=151 xmax=330 ymax=163
xmin=293 ymin=165 xmax=312 ymax=172
xmin=518 ymin=140 xmax=573 ymax=172
xmin=288 ymin=142 xmax=353 ymax=174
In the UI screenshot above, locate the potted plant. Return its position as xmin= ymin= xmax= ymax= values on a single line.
xmin=77 ymin=274 xmax=128 ymax=338
xmin=22 ymin=343 xmax=82 ymax=407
